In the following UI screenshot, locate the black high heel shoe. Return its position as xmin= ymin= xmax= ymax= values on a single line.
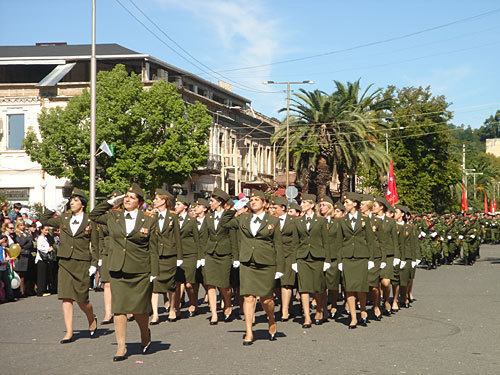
xmin=100 ymin=316 xmax=114 ymax=325
xmin=224 ymin=313 xmax=232 ymax=322
xmin=60 ymin=336 xmax=74 ymax=344
xmin=243 ymin=339 xmax=254 ymax=346
xmin=113 ymin=354 xmax=128 ymax=362
xmin=348 ymin=324 xmax=357 ymax=330
xmin=269 ymin=333 xmax=276 ymax=341
xmin=89 ymin=315 xmax=97 ymax=338
xmin=141 ymin=329 xmax=152 ymax=354
xmin=374 ymin=314 xmax=382 ymax=321
xmin=359 ymin=317 xmax=368 ymax=327
xmin=314 ymin=319 xmax=323 ymax=326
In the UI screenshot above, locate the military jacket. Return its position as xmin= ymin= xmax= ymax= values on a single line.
xmin=154 ymin=211 xmax=182 ymax=258
xmin=339 ymin=212 xmax=375 ymax=260
xmin=292 ymin=213 xmax=330 ymax=262
xmin=204 ymin=209 xmax=237 ymax=258
xmin=178 ymin=214 xmax=200 ymax=257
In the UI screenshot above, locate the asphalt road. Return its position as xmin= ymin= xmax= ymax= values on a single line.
xmin=2 ymin=245 xmax=500 ymax=375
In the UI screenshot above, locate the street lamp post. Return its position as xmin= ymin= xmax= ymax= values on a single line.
xmin=263 ymin=80 xmax=314 ymax=188
xmin=89 ymin=0 xmax=97 ymax=210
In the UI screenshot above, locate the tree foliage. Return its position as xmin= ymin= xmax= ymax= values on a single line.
xmin=23 ymin=64 xmax=212 ymax=196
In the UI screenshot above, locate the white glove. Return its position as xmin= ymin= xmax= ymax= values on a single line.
xmin=458 ymin=235 xmax=464 ymax=239
xmin=338 ymin=263 xmax=343 ymax=272
xmin=380 ymin=262 xmax=387 ymax=269
xmin=177 ymin=259 xmax=184 ymax=267
xmin=470 ymin=235 xmax=475 ymax=239
xmin=232 ymin=260 xmax=240 ymax=268
xmin=274 ymin=272 xmax=284 ymax=279
xmin=323 ymin=262 xmax=331 ymax=272
xmin=400 ymin=261 xmax=406 ymax=269
xmin=55 ymin=198 xmax=69 ymax=213
xmin=98 ymin=259 xmax=102 ymax=267
xmin=440 ymin=236 xmax=444 ymax=241
xmin=150 ymin=276 xmax=157 ymax=282
xmin=486 ymin=222 xmax=489 ymax=225
xmin=107 ymin=194 xmax=126 ymax=206
xmin=416 ymin=259 xmax=421 ymax=265
xmin=368 ymin=261 xmax=375 ymax=270
xmin=447 ymin=236 xmax=451 ymax=240
xmin=291 ymin=263 xmax=298 ymax=272
xmin=196 ymin=260 xmax=202 ymax=269
xmin=431 ymin=232 xmax=437 ymax=238
xmin=36 ymin=221 xmax=43 ymax=228
xmin=393 ymin=258 xmax=401 ymax=266
xmin=89 ymin=266 xmax=97 ymax=276
xmin=420 ymin=231 xmax=426 ymax=238
xmin=200 ymin=259 xmax=205 ymax=267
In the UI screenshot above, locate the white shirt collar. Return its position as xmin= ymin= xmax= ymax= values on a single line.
xmin=214 ymin=210 xmax=224 ymax=218
xmin=71 ymin=212 xmax=84 ymax=221
xmin=349 ymin=211 xmax=358 ymax=220
xmin=379 ymin=213 xmax=386 ymax=220
xmin=180 ymin=212 xmax=188 ymax=220
xmin=396 ymin=220 xmax=405 ymax=226
xmin=157 ymin=209 xmax=167 ymax=219
xmin=305 ymin=213 xmax=314 ymax=220
xmin=125 ymin=209 xmax=138 ymax=219
xmin=279 ymin=213 xmax=287 ymax=221
xmin=252 ymin=212 xmax=266 ymax=221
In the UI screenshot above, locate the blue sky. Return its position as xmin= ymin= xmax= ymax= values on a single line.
xmin=1 ymin=0 xmax=499 ymax=127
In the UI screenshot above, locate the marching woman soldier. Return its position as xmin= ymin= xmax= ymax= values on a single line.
xmin=40 ymin=188 xmax=98 ymax=343
xmin=203 ymin=188 xmax=237 ymax=324
xmin=291 ymin=194 xmax=330 ymax=328
xmin=371 ymin=197 xmax=401 ymax=314
xmin=318 ymin=196 xmax=342 ymax=320
xmin=394 ymin=204 xmax=412 ymax=308
xmin=193 ymin=198 xmax=210 ymax=297
xmin=97 ymin=190 xmax=122 ymax=325
xmin=287 ymin=203 xmax=302 ymax=217
xmin=408 ymin=209 xmax=421 ymax=303
xmin=271 ymin=196 xmax=296 ymax=321
xmin=338 ymin=192 xmax=375 ymax=329
xmin=150 ymin=189 xmax=182 ymax=325
xmin=224 ymin=190 xmax=285 ymax=345
xmin=90 ymin=185 xmax=158 ymax=361
xmin=174 ymin=195 xmax=200 ymax=318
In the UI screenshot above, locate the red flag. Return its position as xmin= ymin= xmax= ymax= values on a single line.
xmin=484 ymin=194 xmax=489 ymax=213
xmin=494 ymin=199 xmax=497 ymax=212
xmin=461 ymin=183 xmax=468 ymax=213
xmin=386 ymin=160 xmax=399 ymax=205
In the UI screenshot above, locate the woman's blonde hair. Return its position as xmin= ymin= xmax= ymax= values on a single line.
xmin=318 ymin=201 xmax=335 ymax=218
xmin=14 ymin=217 xmax=26 ymax=236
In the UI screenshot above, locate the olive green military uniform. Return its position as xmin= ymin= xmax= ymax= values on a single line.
xmin=196 ymin=215 xmax=208 ymax=284
xmin=377 ymin=215 xmax=400 ymax=283
xmin=154 ymin=210 xmax=182 ymax=293
xmin=368 ymin=215 xmax=387 ymax=287
xmin=89 ymin=202 xmax=158 ymax=314
xmin=176 ymin=213 xmax=199 ymax=284
xmin=97 ymin=223 xmax=111 ymax=283
xmin=225 ymin=213 xmax=284 ymax=298
xmin=40 ymin=210 xmax=98 ymax=303
xmin=325 ymin=217 xmax=342 ymax=290
xmin=279 ymin=213 xmax=297 ymax=287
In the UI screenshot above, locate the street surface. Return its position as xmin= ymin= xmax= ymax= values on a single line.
xmin=1 ymin=245 xmax=500 ymax=375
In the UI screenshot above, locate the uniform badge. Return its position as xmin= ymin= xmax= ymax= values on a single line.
xmin=139 ymin=227 xmax=149 ymax=237
xmin=268 ymin=224 xmax=274 ymax=233
xmin=84 ymin=225 xmax=91 ymax=235
xmin=372 ymin=225 xmax=377 ymax=232
xmin=168 ymin=220 xmax=173 ymax=227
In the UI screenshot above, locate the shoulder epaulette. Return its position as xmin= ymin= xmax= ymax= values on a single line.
xmin=143 ymin=212 xmax=154 ymax=218
xmin=111 ymin=208 xmax=123 ymax=212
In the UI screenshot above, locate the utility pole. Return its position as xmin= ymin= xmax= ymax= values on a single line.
xmin=264 ymin=80 xmax=314 ymax=188
xmin=89 ymin=0 xmax=97 ymax=210
xmin=470 ymin=172 xmax=483 ymax=199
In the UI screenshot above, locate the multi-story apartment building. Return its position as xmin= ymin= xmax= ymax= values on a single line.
xmin=0 ymin=43 xmax=278 ymax=206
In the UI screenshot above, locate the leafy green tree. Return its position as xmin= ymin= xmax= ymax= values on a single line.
xmin=23 ymin=65 xmax=212 ymax=196
xmin=477 ymin=109 xmax=500 ymax=141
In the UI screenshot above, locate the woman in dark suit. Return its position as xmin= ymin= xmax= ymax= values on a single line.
xmin=150 ymin=188 xmax=182 ymax=325
xmin=338 ymin=192 xmax=375 ymax=329
xmin=203 ymin=188 xmax=236 ymax=324
xmin=174 ymin=195 xmax=199 ymax=317
xmin=90 ymin=185 xmax=158 ymax=361
xmin=291 ymin=194 xmax=330 ymax=328
xmin=40 ymin=189 xmax=98 ymax=343
xmin=14 ymin=217 xmax=35 ymax=296
xmin=225 ymin=190 xmax=284 ymax=345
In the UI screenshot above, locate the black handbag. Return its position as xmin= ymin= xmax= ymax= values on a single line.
xmin=39 ymin=251 xmax=55 ymax=262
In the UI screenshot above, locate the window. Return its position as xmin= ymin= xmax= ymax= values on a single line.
xmin=8 ymin=114 xmax=25 ymax=150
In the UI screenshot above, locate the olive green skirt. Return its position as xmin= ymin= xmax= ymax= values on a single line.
xmin=342 ymin=258 xmax=368 ymax=293
xmin=297 ymin=256 xmax=325 ymax=294
xmin=380 ymin=256 xmax=400 ymax=284
xmin=58 ymin=258 xmax=90 ymax=303
xmin=325 ymin=259 xmax=341 ymax=291
xmin=410 ymin=265 xmax=416 ymax=279
xmin=205 ymin=253 xmax=232 ymax=288
xmin=100 ymin=254 xmax=110 ymax=283
xmin=240 ymin=261 xmax=276 ymax=298
xmin=110 ymin=271 xmax=152 ymax=314
xmin=153 ymin=255 xmax=176 ymax=293
xmin=400 ymin=261 xmax=411 ymax=286
xmin=280 ymin=256 xmax=297 ymax=287
xmin=175 ymin=253 xmax=198 ymax=284
xmin=367 ymin=258 xmax=382 ymax=287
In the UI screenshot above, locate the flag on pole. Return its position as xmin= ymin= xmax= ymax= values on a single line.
xmin=385 ymin=160 xmax=399 ymax=205
xmin=99 ymin=141 xmax=114 ymax=157
xmin=491 ymin=199 xmax=494 ymax=213
xmin=461 ymin=183 xmax=468 ymax=213
xmin=494 ymin=199 xmax=497 ymax=212
xmin=484 ymin=193 xmax=488 ymax=213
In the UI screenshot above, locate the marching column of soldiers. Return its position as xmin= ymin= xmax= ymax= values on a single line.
xmin=39 ymin=185 xmax=494 ymax=360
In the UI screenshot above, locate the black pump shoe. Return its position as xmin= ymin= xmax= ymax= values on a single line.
xmin=89 ymin=315 xmax=97 ymax=337
xmin=60 ymin=337 xmax=74 ymax=344
xmin=113 ymin=355 xmax=128 ymax=362
xmin=141 ymin=329 xmax=152 ymax=354
xmin=359 ymin=318 xmax=367 ymax=327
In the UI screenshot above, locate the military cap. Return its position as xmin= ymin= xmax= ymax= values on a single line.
xmin=128 ymin=184 xmax=145 ymax=198
xmin=395 ymin=204 xmax=408 ymax=214
xmin=343 ymin=192 xmax=363 ymax=202
xmin=155 ymin=188 xmax=174 ymax=201
xmin=272 ymin=196 xmax=288 ymax=207
xmin=195 ymin=198 xmax=210 ymax=209
xmin=71 ymin=188 xmax=88 ymax=201
xmin=318 ymin=196 xmax=333 ymax=205
xmin=334 ymin=202 xmax=346 ymax=212
xmin=212 ymin=188 xmax=230 ymax=203
xmin=251 ymin=189 xmax=267 ymax=200
xmin=301 ymin=193 xmax=317 ymax=203
xmin=374 ymin=196 xmax=393 ymax=211
xmin=360 ymin=194 xmax=374 ymax=202
xmin=289 ymin=202 xmax=302 ymax=212
xmin=111 ymin=190 xmax=122 ymax=197
xmin=227 ymin=199 xmax=235 ymax=208
xmin=176 ymin=195 xmax=191 ymax=207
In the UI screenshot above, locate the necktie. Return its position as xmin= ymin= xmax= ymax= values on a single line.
xmin=125 ymin=213 xmax=132 ymax=219
xmin=306 ymin=217 xmax=312 ymax=223
xmin=214 ymin=216 xmax=220 ymax=222
xmin=179 ymin=217 xmax=184 ymax=222
xmin=280 ymin=218 xmax=285 ymax=222
xmin=253 ymin=217 xmax=262 ymax=224
xmin=158 ymin=214 xmax=164 ymax=220
xmin=72 ymin=220 xmax=79 ymax=225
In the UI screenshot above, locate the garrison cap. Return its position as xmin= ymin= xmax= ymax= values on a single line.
xmin=360 ymin=194 xmax=374 ymax=202
xmin=212 ymin=188 xmax=230 ymax=203
xmin=374 ymin=196 xmax=393 ymax=211
xmin=301 ymin=193 xmax=317 ymax=203
xmin=318 ymin=196 xmax=333 ymax=205
xmin=128 ymin=184 xmax=145 ymax=199
xmin=155 ymin=188 xmax=174 ymax=201
xmin=176 ymin=195 xmax=191 ymax=207
xmin=289 ymin=202 xmax=302 ymax=212
xmin=195 ymin=198 xmax=210 ymax=209
xmin=251 ymin=189 xmax=267 ymax=200
xmin=334 ymin=202 xmax=346 ymax=212
xmin=343 ymin=192 xmax=363 ymax=202
xmin=71 ymin=188 xmax=88 ymax=201
xmin=395 ymin=204 xmax=409 ymax=214
xmin=227 ymin=199 xmax=235 ymax=208
xmin=111 ymin=190 xmax=122 ymax=197
xmin=272 ymin=196 xmax=288 ymax=207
